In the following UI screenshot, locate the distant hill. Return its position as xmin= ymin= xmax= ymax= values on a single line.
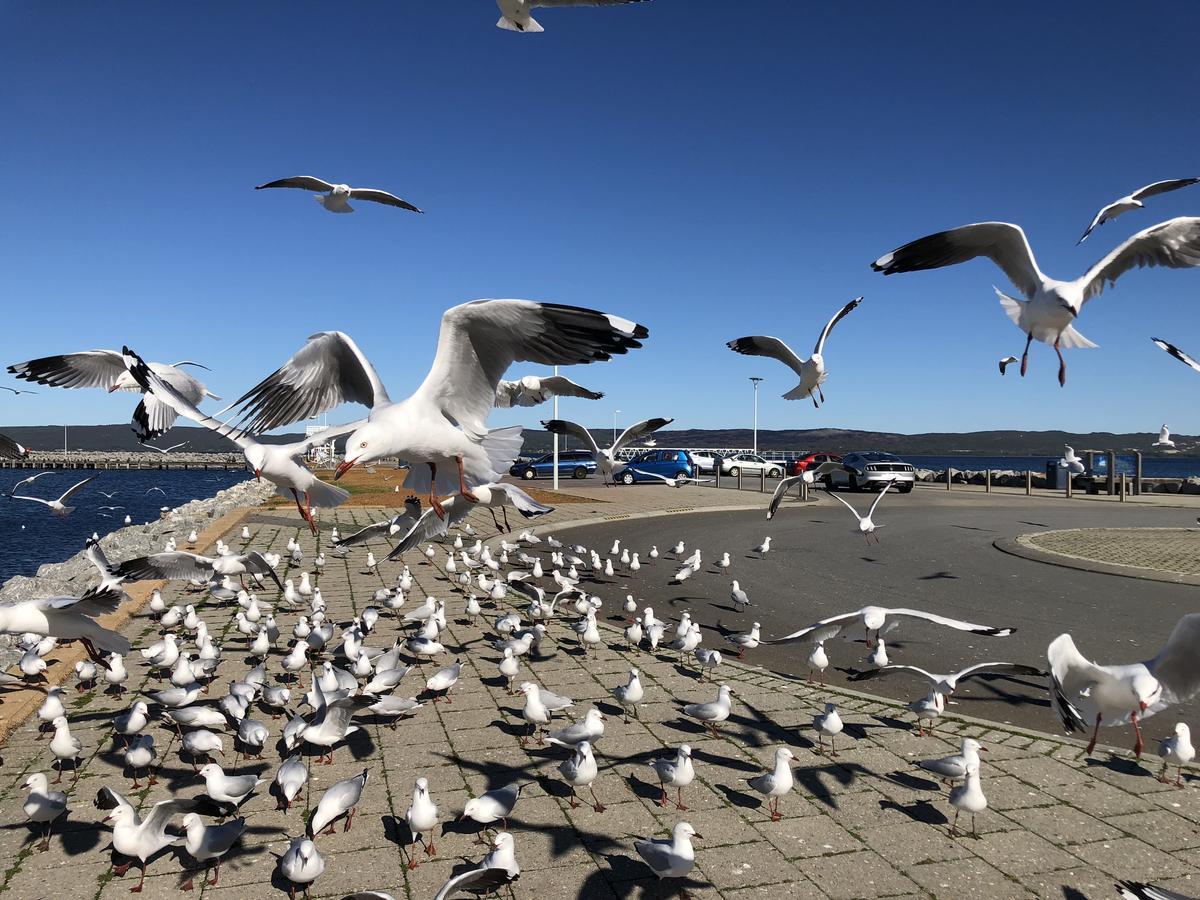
xmin=517 ymin=427 xmax=1196 ymax=457
xmin=0 ymin=424 xmax=308 ymax=452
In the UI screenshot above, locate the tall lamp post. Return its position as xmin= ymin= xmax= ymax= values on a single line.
xmin=613 ymin=410 xmax=620 ymax=445
xmin=749 ymin=377 xmax=763 ymax=455
xmin=551 ymin=365 xmax=560 ymax=492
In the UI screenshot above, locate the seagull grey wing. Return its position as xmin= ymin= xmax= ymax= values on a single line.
xmin=1047 ymin=633 xmax=1101 ymax=733
xmin=386 ymin=504 xmax=465 ymax=561
xmin=7 ymin=350 xmax=126 ymax=391
xmin=1132 ymin=178 xmax=1200 ymax=200
xmin=726 ymin=335 xmax=807 ymax=377
xmin=54 ymin=476 xmax=96 ymax=505
xmin=346 ymin=188 xmax=422 ymax=213
xmin=341 ymin=893 xmax=397 ymax=900
xmin=490 ymin=483 xmax=554 ymax=517
xmin=131 ymin=393 xmax=179 ymax=442
xmin=40 ymin=587 xmax=124 ymax=618
xmin=848 ymin=664 xmax=938 ymax=685
xmin=279 ymin=419 xmax=367 ymax=457
xmin=113 ymin=551 xmax=214 ymax=582
xmin=952 ymin=662 xmax=1047 ymax=684
xmin=917 ymin=755 xmax=967 ymax=779
xmin=141 ymin=797 xmax=197 ymax=837
xmin=813 ymin=296 xmax=863 ymax=355
xmin=1077 ymin=203 xmax=1115 ymax=244
xmin=536 ymin=375 xmax=604 ymax=401
xmin=1152 ymin=338 xmax=1200 ymax=375
xmin=866 ymin=478 xmax=895 ymax=518
xmin=411 ymin=299 xmax=647 ymax=442
xmin=1147 ymin=613 xmax=1200 ymax=705
xmin=323 ymin=696 xmax=374 ymax=731
xmin=633 ymin=837 xmax=675 ymax=873
xmin=493 ymin=380 xmax=523 ymax=409
xmin=336 ymin=520 xmax=394 ymax=548
xmin=432 ymin=867 xmax=513 ymax=900
xmin=540 ymin=419 xmax=602 ymax=455
xmin=255 ymin=176 xmax=337 ymax=192
xmin=765 ymin=610 xmax=864 ymax=643
xmin=227 ymin=331 xmax=390 ymax=434
xmin=871 ymin=222 xmax=1046 ymax=300
xmin=1115 ymin=882 xmax=1196 ymax=900
xmin=613 ymin=418 xmax=673 ymax=453
xmin=887 ymin=608 xmax=1014 ymax=636
xmin=0 ymin=433 xmax=29 ymax=460
xmin=767 ymin=476 xmax=804 ymax=520
xmin=121 ymin=348 xmax=254 ymax=449
xmin=1080 ymin=217 xmax=1200 ymax=304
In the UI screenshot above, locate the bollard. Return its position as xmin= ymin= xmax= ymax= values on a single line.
xmin=985 ymin=469 xmax=991 ymax=493
xmin=759 ymin=469 xmax=766 ymax=492
xmin=737 ymin=470 xmax=742 ymax=491
xmin=1120 ymin=473 xmax=1127 ymax=502
xmin=1065 ymin=472 xmax=1072 ymax=498
xmin=800 ymin=480 xmax=808 ymax=502
xmin=945 ymin=468 xmax=952 ymax=490
xmin=1025 ymin=469 xmax=1032 ymax=495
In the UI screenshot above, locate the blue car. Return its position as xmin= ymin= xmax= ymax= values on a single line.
xmin=510 ymin=449 xmax=596 ymax=480
xmin=617 ymin=449 xmax=694 ymax=485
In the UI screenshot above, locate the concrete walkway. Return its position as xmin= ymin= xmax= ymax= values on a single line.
xmin=0 ymin=489 xmax=1196 ymax=899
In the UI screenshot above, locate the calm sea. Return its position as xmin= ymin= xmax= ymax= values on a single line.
xmin=0 ymin=468 xmax=251 ymax=584
xmin=905 ymin=455 xmax=1200 ymax=479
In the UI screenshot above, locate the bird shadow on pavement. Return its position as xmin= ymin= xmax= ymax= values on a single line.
xmin=917 ymin=570 xmax=959 ymax=580
xmin=723 ymin=699 xmax=797 ymax=748
xmin=594 ymin=853 xmax=706 ymax=898
xmin=879 ymin=797 xmax=948 ymax=826
xmin=795 ymin=762 xmax=868 ymax=809
xmin=954 ymin=674 xmax=1050 ymax=709
xmin=1084 ymin=755 xmax=1154 ymax=779
xmin=716 ymin=782 xmax=761 ymax=811
xmin=690 ymin=746 xmax=758 ymax=774
xmin=881 ymin=770 xmax=941 ymax=792
xmin=866 ymin=713 xmax=916 ymax=733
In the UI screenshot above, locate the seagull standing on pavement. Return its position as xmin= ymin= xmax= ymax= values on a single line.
xmin=649 ymin=744 xmax=695 ymax=810
xmin=726 ymin=296 xmax=862 ymax=408
xmin=947 ymin=764 xmax=987 ymax=837
xmin=745 ymin=747 xmax=795 ymax=822
xmin=22 ymin=773 xmax=67 ymax=851
xmin=872 ymin=217 xmax=1200 ymax=385
xmin=1157 ymin=723 xmax=1195 ymax=787
xmin=405 ymin=777 xmax=440 ymax=868
xmin=309 ymin=769 xmax=369 ymax=836
xmin=634 ymin=822 xmax=701 ymax=898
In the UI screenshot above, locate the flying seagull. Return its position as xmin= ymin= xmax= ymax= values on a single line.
xmin=7 ymin=350 xmax=219 ymax=441
xmin=1078 ymin=178 xmax=1200 ymax=243
xmin=1153 ymin=425 xmax=1175 ymax=450
xmin=496 ymin=0 xmax=652 ymax=34
xmin=726 ymin=296 xmax=862 ymax=408
xmin=216 ymin=301 xmax=647 ymax=518
xmin=138 ymin=440 xmax=189 ymax=455
xmin=11 ymin=475 xmax=95 ymax=517
xmin=768 ymin=605 xmax=1015 ymax=648
xmin=0 ymin=434 xmax=30 ymax=460
xmin=494 ymin=374 xmax=603 ymax=408
xmin=0 ymin=385 xmax=37 ymax=395
xmin=1153 ymin=337 xmax=1200 ymax=375
xmin=541 ymin=416 xmax=672 ymax=485
xmin=872 ymin=218 xmax=1200 ymax=385
xmin=997 ymin=356 xmax=1018 ymax=375
xmin=824 ymin=479 xmax=898 ymax=542
xmin=850 ymin=661 xmax=1046 ymax=697
xmin=766 ymin=460 xmax=850 ymax=519
xmin=255 ymin=176 xmax=422 ymax=214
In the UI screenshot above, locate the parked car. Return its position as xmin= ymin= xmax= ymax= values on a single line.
xmin=720 ymin=452 xmax=785 ymax=478
xmin=617 ymin=449 xmax=695 ymax=485
xmin=825 ymin=451 xmax=916 ymax=492
xmin=510 ymin=449 xmax=596 ymax=480
xmin=789 ymin=451 xmax=842 ymax=477
xmin=688 ymin=450 xmax=723 ymax=474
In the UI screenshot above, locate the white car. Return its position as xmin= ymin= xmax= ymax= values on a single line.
xmin=688 ymin=451 xmax=722 ymax=474
xmin=720 ymin=453 xmax=785 ymax=478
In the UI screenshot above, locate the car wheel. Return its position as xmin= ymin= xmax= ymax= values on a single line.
xmin=900 ymin=483 xmax=913 ymax=493
xmin=620 ymin=471 xmax=636 ymax=485
xmin=848 ymin=474 xmax=861 ymax=492
xmin=572 ymin=466 xmax=587 ymax=479
xmin=728 ymin=466 xmax=740 ymax=477
xmin=521 ymin=468 xmax=536 ymax=481
xmin=768 ymin=467 xmax=782 ymax=478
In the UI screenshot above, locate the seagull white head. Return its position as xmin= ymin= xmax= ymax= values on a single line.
xmin=1132 ymin=672 xmax=1162 ymax=712
xmin=336 ymin=422 xmax=389 ymax=480
xmin=244 ymin=444 xmax=267 ymax=480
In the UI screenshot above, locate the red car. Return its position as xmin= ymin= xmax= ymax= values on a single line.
xmin=789 ymin=451 xmax=842 ymax=477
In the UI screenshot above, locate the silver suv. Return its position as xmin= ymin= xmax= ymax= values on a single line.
xmin=720 ymin=453 xmax=785 ymax=478
xmin=826 ymin=451 xmax=915 ymax=492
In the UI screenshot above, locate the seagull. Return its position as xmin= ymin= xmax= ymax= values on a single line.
xmin=495 ymin=0 xmax=652 ymax=34
xmin=494 ymin=374 xmax=603 ymax=408
xmin=197 ymin=764 xmax=263 ymax=808
xmin=540 ymin=416 xmax=672 ymax=485
xmin=752 ymin=536 xmax=771 ymax=557
xmin=120 ymin=346 xmax=356 ymax=534
xmin=546 ymin=707 xmax=607 ymax=748
xmin=824 ymin=479 xmax=897 ymax=543
xmin=1157 ymin=723 xmax=1194 ymax=787
xmin=309 ymin=768 xmax=368 ymax=836
xmin=279 ymin=837 xmax=325 ymax=900
xmin=181 ymin=813 xmax=245 ymax=890
xmin=217 ymin=301 xmax=647 ymax=518
xmin=299 ymin=695 xmax=373 ymax=764
xmin=634 ymin=822 xmax=701 ymax=899
xmin=997 ymin=355 xmax=1018 ymax=375
xmin=138 ymin=440 xmax=189 ymax=454
xmin=947 ymin=764 xmax=987 ymax=837
xmin=0 ymin=587 xmax=129 ymax=662
xmin=112 ymin=549 xmax=285 ymax=592
xmin=769 ymin=605 xmax=1014 ymax=649
xmin=433 ymin=832 xmax=519 ymax=900
xmin=681 ymin=684 xmax=732 ymax=738
xmin=1154 ymin=425 xmax=1176 ymax=450
xmin=1060 ymin=445 xmax=1086 ymax=474
xmin=22 ymin=772 xmax=67 ymax=851
xmin=872 ymin=218 xmax=1200 ymax=386
xmin=274 ymin=754 xmax=309 ymax=811
xmin=725 ymin=623 xmax=760 ymax=659
xmin=745 ymin=747 xmax=795 ymax=821
xmin=612 ymin=668 xmax=644 ymax=721
xmin=8 ymin=472 xmax=54 ymax=497
xmin=386 ymin=484 xmax=553 ymax=559
xmin=813 ymin=702 xmax=843 ymax=756
xmin=10 ymin=475 xmax=95 ymax=517
xmin=7 ymin=351 xmax=219 ymax=441
xmin=906 ymin=690 xmax=945 ymax=736
xmin=0 ymin=384 xmax=37 ymax=395
xmin=558 ymin=740 xmax=604 ymax=812
xmin=104 ymin=797 xmax=195 ymax=892
xmin=726 ymin=297 xmax=862 ymax=408
xmin=1153 ymin=337 xmax=1200 ymax=376
xmin=766 ymin=460 xmax=850 ymax=519
xmin=333 ymin=497 xmax=423 ymax=550
xmin=1048 ymin=615 xmax=1200 ymax=758
xmin=1116 ymin=883 xmax=1195 ymax=900
xmin=917 ymin=737 xmax=987 ymax=786
xmin=648 ymin=744 xmax=694 ymax=810
xmin=849 ymin=661 xmax=1046 ymax=698
xmin=405 ymin=777 xmax=440 ymax=868
xmin=1078 ymin=178 xmax=1200 ymax=243
xmin=0 ymin=433 xmax=30 ymax=459
xmin=460 ymin=781 xmax=526 ymax=831
xmin=255 ymin=176 xmax=422 ymax=214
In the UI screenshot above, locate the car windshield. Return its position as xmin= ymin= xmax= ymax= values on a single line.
xmin=854 ymin=452 xmax=901 ymax=462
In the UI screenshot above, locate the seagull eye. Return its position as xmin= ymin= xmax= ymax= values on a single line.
xmin=359 ymin=441 xmax=368 ymax=448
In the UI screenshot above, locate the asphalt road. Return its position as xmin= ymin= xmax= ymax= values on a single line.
xmin=552 ymin=489 xmax=1200 ymax=749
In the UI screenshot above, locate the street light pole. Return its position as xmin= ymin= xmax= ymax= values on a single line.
xmin=552 ymin=365 xmax=560 ymax=491
xmin=749 ymin=377 xmax=763 ymax=455
xmin=613 ymin=410 xmax=620 ymax=445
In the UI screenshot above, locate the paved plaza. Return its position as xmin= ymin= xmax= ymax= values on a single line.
xmin=0 ymin=486 xmax=1196 ymax=899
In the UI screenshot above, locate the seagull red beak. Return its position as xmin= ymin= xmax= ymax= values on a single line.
xmin=692 ymin=831 xmax=703 ymax=839
xmin=107 ymin=384 xmax=120 ymax=393
xmin=1139 ymin=701 xmax=1149 ymax=712
xmin=254 ymin=470 xmax=262 ymax=481
xmin=334 ymin=458 xmax=357 ymax=480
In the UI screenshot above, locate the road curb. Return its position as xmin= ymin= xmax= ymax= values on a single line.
xmin=994 ymin=531 xmax=1200 ymax=586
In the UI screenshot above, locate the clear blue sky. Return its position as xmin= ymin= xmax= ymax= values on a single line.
xmin=4 ymin=2 xmax=1200 ymax=439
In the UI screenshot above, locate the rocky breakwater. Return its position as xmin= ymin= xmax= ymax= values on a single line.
xmin=913 ymin=468 xmax=1048 ymax=487
xmin=0 ymin=478 xmax=274 ymax=668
